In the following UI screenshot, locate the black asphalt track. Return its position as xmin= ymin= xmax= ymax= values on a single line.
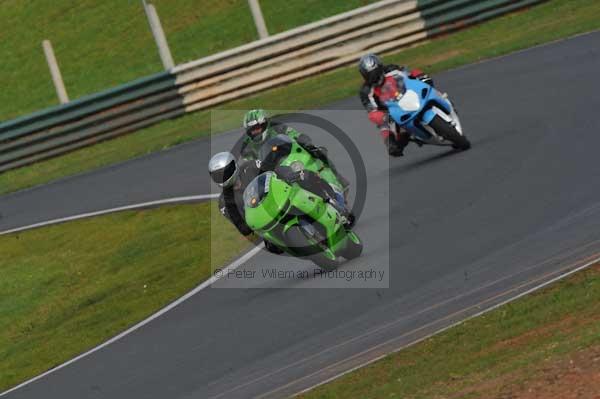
xmin=3 ymin=31 xmax=600 ymax=398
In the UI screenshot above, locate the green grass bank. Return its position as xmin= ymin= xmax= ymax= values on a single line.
xmin=0 ymin=201 xmax=251 ymax=392
xmin=300 ymin=263 xmax=600 ymax=399
xmin=0 ymin=0 xmax=377 ymax=122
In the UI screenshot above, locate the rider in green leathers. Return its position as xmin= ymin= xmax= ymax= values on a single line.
xmin=236 ymin=109 xmax=349 ymax=189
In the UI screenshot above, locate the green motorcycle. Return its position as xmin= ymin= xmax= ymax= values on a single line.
xmin=258 ymin=134 xmax=348 ymax=204
xmin=243 ymin=171 xmax=363 ymax=270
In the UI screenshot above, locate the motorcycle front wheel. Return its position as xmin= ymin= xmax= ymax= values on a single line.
xmin=285 ymin=224 xmax=339 ymax=271
xmin=429 ymin=115 xmax=471 ymax=150
xmin=339 ymin=231 xmax=363 ymax=260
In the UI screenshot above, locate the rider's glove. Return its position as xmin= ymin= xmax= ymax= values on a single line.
xmin=409 ymin=68 xmax=434 ymax=87
xmin=368 ymin=110 xmax=387 ymax=127
xmin=288 ymin=170 xmax=305 ymax=183
xmin=308 ymin=146 xmax=328 ymax=163
xmin=296 ymin=134 xmax=329 ymax=163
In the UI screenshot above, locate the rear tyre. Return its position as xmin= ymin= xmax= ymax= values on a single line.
xmin=285 ymin=225 xmax=339 ymax=271
xmin=429 ymin=115 xmax=471 ymax=150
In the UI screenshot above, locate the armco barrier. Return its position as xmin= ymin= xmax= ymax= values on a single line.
xmin=0 ymin=0 xmax=546 ymax=173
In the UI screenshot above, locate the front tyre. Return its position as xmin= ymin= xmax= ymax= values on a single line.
xmin=285 ymin=225 xmax=339 ymax=271
xmin=429 ymin=116 xmax=471 ymax=150
xmin=340 ymin=231 xmax=363 ymax=260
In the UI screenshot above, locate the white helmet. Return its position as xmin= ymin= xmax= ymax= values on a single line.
xmin=208 ymin=152 xmax=238 ymax=188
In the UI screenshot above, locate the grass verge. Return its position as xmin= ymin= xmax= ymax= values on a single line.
xmin=1 ymin=0 xmax=600 ymax=195
xmin=0 ymin=0 xmax=377 ymax=121
xmin=0 ymin=201 xmax=251 ymax=392
xmin=299 ymin=263 xmax=600 ymax=399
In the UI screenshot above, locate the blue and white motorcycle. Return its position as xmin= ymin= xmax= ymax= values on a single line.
xmin=379 ymin=72 xmax=471 ymax=151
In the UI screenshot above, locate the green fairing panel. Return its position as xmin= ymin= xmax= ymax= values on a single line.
xmin=244 ymin=173 xmax=293 ymax=231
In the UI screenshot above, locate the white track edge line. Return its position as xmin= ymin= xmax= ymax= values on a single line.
xmin=0 ymin=243 xmax=263 ymax=397
xmin=0 ymin=194 xmax=219 ymax=236
xmin=294 ymin=254 xmax=600 ymax=396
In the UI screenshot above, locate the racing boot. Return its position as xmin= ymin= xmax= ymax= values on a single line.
xmin=385 ymin=135 xmax=404 ymax=157
xmin=390 ymin=130 xmax=410 ymax=157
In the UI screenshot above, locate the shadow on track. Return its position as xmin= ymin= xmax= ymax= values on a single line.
xmin=388 ymin=148 xmax=463 ymax=175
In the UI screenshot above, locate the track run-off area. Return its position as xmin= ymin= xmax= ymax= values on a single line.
xmin=1 ymin=31 xmax=600 ymax=398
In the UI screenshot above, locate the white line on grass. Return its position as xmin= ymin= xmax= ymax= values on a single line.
xmin=0 ymin=194 xmax=219 ymax=236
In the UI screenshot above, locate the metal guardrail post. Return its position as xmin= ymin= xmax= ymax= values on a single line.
xmin=42 ymin=40 xmax=69 ymax=104
xmin=248 ymin=0 xmax=269 ymax=39
xmin=142 ymin=0 xmax=175 ymax=70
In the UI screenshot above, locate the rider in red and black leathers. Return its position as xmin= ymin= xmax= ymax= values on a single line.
xmin=358 ymin=54 xmax=434 ymax=156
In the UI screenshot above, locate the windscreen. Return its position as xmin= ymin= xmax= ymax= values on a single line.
xmin=243 ymin=172 xmax=273 ymax=208
xmin=379 ymin=75 xmax=407 ymax=102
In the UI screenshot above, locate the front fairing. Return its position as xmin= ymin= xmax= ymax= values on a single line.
xmin=244 ymin=172 xmax=348 ymax=255
xmin=386 ymin=78 xmax=431 ymax=124
xmin=244 ymin=173 xmax=293 ymax=231
xmin=386 ymin=78 xmax=453 ymax=140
